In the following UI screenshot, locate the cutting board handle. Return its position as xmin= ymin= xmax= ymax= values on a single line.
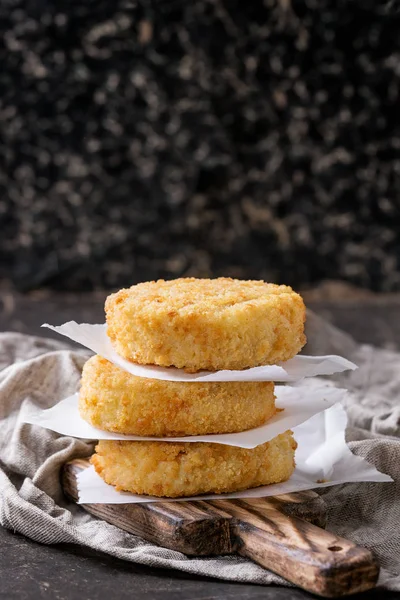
xmin=213 ymin=499 xmax=379 ymax=597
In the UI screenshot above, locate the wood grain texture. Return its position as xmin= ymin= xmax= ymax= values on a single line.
xmin=217 ymin=499 xmax=379 ymax=597
xmin=62 ymin=459 xmax=379 ymax=597
xmin=62 ymin=460 xmax=325 ymax=556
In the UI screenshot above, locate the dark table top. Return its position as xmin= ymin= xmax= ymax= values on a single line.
xmin=1 ymin=286 xmax=400 ymax=600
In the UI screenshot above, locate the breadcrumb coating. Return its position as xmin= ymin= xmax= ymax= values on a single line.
xmin=105 ymin=278 xmax=306 ymax=371
xmin=79 ymin=355 xmax=276 ymax=435
xmin=91 ymin=432 xmax=297 ymax=497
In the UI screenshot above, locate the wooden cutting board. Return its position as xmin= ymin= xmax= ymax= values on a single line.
xmin=62 ymin=459 xmax=379 ymax=598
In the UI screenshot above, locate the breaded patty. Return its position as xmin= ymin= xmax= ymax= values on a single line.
xmin=79 ymin=355 xmax=276 ymax=435
xmin=91 ymin=431 xmax=297 ymax=497
xmin=105 ymin=278 xmax=306 ymax=371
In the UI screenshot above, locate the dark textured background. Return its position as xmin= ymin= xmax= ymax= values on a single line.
xmin=1 ymin=0 xmax=400 ymax=292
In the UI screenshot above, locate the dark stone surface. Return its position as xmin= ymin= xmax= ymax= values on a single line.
xmin=1 ymin=1 xmax=400 ymax=292
xmin=2 ymin=527 xmax=309 ymax=600
xmin=2 ymin=524 xmax=399 ymax=600
xmin=0 ymin=508 xmax=398 ymax=600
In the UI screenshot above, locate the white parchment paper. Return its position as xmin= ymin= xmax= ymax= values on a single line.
xmin=76 ymin=403 xmax=392 ymax=504
xmin=23 ymin=385 xmax=348 ymax=448
xmin=42 ymin=322 xmax=356 ymax=382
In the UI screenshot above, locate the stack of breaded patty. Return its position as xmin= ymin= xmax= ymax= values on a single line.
xmin=79 ymin=278 xmax=306 ymax=498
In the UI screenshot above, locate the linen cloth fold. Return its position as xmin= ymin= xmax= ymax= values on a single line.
xmin=1 ymin=312 xmax=400 ymax=589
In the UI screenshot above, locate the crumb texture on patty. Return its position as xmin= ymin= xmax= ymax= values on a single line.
xmin=91 ymin=431 xmax=297 ymax=497
xmin=79 ymin=355 xmax=276 ymax=435
xmin=105 ymin=277 xmax=306 ymax=371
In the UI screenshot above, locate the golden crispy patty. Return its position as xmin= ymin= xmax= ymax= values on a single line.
xmin=79 ymin=355 xmax=276 ymax=435
xmin=105 ymin=278 xmax=306 ymax=371
xmin=91 ymin=431 xmax=297 ymax=497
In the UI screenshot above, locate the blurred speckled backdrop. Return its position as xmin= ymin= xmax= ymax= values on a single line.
xmin=1 ymin=0 xmax=400 ymax=291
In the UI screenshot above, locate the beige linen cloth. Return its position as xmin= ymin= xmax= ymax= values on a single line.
xmin=0 ymin=312 xmax=399 ymax=590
